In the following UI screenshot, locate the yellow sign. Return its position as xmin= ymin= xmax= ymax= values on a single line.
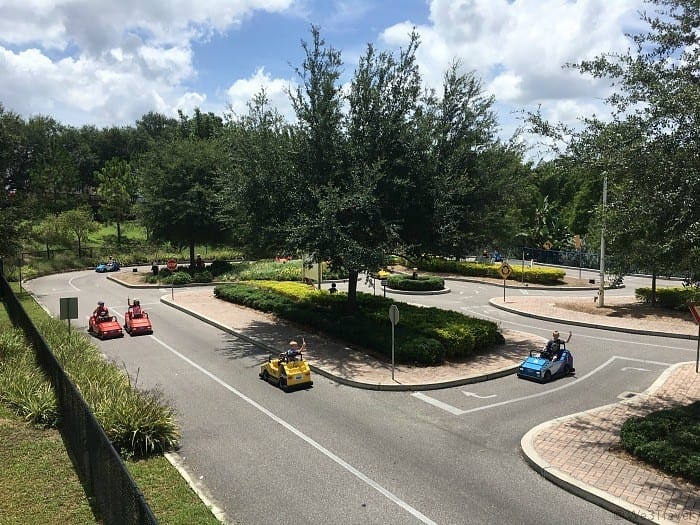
xmin=498 ymin=262 xmax=513 ymax=280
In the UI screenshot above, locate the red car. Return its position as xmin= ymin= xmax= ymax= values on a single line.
xmin=123 ymin=309 xmax=153 ymax=336
xmin=88 ymin=315 xmax=124 ymax=339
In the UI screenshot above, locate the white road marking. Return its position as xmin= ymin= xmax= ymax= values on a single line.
xmin=67 ymin=276 xmax=81 ymax=291
xmin=462 ymin=392 xmax=497 ymax=399
xmin=621 ymin=367 xmax=651 ymax=372
xmin=150 ymin=335 xmax=438 ymax=525
xmin=412 ymin=356 xmax=671 ymax=416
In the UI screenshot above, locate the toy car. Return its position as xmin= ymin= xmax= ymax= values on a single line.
xmin=88 ymin=315 xmax=124 ymax=339
xmin=95 ymin=261 xmax=120 ymax=273
xmin=123 ymin=309 xmax=153 ymax=336
xmin=259 ymin=352 xmax=313 ymax=391
xmin=517 ymin=343 xmax=575 ymax=382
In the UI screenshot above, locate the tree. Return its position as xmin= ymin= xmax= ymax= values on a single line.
xmin=95 ymin=158 xmax=138 ymax=246
xmin=57 ymin=207 xmax=98 ymax=257
xmin=217 ymin=91 xmax=299 ymax=256
xmin=137 ymin=137 xmax=228 ymax=267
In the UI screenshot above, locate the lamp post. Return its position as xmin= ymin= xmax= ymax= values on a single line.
xmin=598 ymin=175 xmax=607 ymax=308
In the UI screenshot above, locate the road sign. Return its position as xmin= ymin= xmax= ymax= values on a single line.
xmin=690 ymin=304 xmax=700 ymax=325
xmin=389 ymin=304 xmax=399 ymax=326
xmin=166 ymin=258 xmax=177 ymax=271
xmin=497 ymin=262 xmax=513 ymax=280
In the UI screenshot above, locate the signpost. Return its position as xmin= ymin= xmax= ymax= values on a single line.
xmin=59 ymin=297 xmax=79 ymax=334
xmin=389 ymin=305 xmax=399 ymax=381
xmin=497 ymin=262 xmax=513 ymax=301
xmin=690 ymin=304 xmax=700 ymax=373
xmin=167 ymin=259 xmax=177 ymax=299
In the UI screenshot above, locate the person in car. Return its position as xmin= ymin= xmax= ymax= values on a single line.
xmin=127 ymin=298 xmax=143 ymax=318
xmin=541 ymin=330 xmax=572 ymax=361
xmin=285 ymin=339 xmax=306 ymax=361
xmin=93 ymin=301 xmax=109 ymax=321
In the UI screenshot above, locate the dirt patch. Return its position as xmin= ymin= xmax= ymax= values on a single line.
xmin=551 ymin=296 xmax=694 ymax=324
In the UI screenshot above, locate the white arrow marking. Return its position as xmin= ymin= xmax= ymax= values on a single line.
xmin=463 ymin=391 xmax=497 ymax=399
xmin=621 ymin=367 xmax=650 ymax=372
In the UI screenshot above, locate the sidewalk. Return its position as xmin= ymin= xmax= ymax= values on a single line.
xmin=157 ymin=287 xmax=700 ymax=525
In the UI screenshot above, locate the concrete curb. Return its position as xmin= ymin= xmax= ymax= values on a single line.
xmin=520 ymin=363 xmax=688 ymax=525
xmin=489 ymin=299 xmax=698 ymax=341
xmin=160 ymin=296 xmax=518 ymax=391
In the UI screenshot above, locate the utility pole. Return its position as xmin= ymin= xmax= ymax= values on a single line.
xmin=598 ymin=175 xmax=607 ymax=307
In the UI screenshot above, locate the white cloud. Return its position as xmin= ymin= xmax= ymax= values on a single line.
xmin=226 ymin=67 xmax=296 ymax=122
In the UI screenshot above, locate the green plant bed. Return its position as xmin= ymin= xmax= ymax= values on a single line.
xmin=214 ymin=281 xmax=504 ymax=365
xmin=387 ymin=274 xmax=445 ymax=291
xmin=635 ymin=286 xmax=700 ymax=311
xmin=620 ymin=401 xmax=700 ymax=484
xmin=415 ymin=257 xmax=566 ymax=285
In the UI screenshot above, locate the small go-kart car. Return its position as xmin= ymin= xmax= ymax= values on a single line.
xmin=517 ymin=343 xmax=575 ymax=382
xmin=123 ymin=308 xmax=153 ymax=336
xmin=88 ymin=315 xmax=124 ymax=340
xmin=95 ymin=261 xmax=120 ymax=273
xmin=259 ymin=352 xmax=313 ymax=391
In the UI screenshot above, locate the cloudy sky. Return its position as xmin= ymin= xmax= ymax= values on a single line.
xmin=0 ymin=0 xmax=648 ymax=151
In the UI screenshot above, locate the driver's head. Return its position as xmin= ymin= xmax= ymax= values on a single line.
xmin=289 ymin=341 xmax=298 ymax=348
xmin=552 ymin=331 xmax=559 ymax=339
xmin=133 ymin=298 xmax=140 ymax=305
xmin=98 ymin=301 xmax=104 ymax=306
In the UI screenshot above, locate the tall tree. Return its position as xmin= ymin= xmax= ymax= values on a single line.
xmin=217 ymin=91 xmax=298 ymax=256
xmin=95 ymin=158 xmax=138 ymax=246
xmin=57 ymin=207 xmax=98 ymax=257
xmin=137 ymin=137 xmax=228 ymax=267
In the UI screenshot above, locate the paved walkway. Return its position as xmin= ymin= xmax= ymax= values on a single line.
xmin=112 ymin=274 xmax=700 ymax=525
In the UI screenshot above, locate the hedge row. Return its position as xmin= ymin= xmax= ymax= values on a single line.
xmin=635 ymin=286 xmax=700 ymax=311
xmin=620 ymin=401 xmax=700 ymax=483
xmin=214 ymin=281 xmax=504 ymax=365
xmin=415 ymin=257 xmax=566 ymax=285
xmin=386 ymin=274 xmax=445 ymax=291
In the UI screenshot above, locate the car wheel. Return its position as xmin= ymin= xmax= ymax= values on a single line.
xmin=563 ymin=364 xmax=570 ymax=375
xmin=279 ymin=377 xmax=287 ymax=391
xmin=544 ymin=370 xmax=552 ymax=382
xmin=262 ymin=370 xmax=269 ymax=382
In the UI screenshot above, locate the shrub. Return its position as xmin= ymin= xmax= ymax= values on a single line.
xmin=170 ymin=271 xmax=193 ymax=285
xmin=193 ymin=270 xmax=213 ymax=283
xmin=415 ymin=257 xmax=565 ymax=285
xmin=214 ymin=281 xmax=503 ymax=365
xmin=635 ymin=286 xmax=700 ymax=311
xmin=387 ymin=274 xmax=444 ymax=291
xmin=208 ymin=259 xmax=234 ymax=276
xmin=621 ymin=402 xmax=700 ymax=483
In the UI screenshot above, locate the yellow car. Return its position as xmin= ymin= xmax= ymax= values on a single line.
xmin=259 ymin=352 xmax=313 ymax=391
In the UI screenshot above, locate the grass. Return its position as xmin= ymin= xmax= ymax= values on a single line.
xmin=0 ymin=296 xmax=221 ymax=525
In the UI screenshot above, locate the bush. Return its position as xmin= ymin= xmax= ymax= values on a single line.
xmin=635 ymin=286 xmax=700 ymax=311
xmin=387 ymin=274 xmax=444 ymax=291
xmin=193 ymin=270 xmax=213 ymax=283
xmin=170 ymin=271 xmax=193 ymax=285
xmin=214 ymin=281 xmax=503 ymax=365
xmin=621 ymin=401 xmax=700 ymax=483
xmin=415 ymin=257 xmax=565 ymax=285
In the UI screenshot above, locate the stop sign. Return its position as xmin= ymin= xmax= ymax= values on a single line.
xmin=166 ymin=258 xmax=177 ymax=271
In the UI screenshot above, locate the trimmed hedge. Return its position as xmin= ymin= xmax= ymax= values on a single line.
xmin=416 ymin=257 xmax=566 ymax=285
xmin=214 ymin=281 xmax=504 ymax=366
xmin=387 ymin=274 xmax=445 ymax=291
xmin=635 ymin=286 xmax=700 ymax=311
xmin=620 ymin=401 xmax=700 ymax=483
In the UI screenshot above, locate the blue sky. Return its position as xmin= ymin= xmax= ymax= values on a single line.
xmin=0 ymin=0 xmax=648 ymax=156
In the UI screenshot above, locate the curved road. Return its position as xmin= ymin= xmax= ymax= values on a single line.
xmin=23 ymin=268 xmax=696 ymax=525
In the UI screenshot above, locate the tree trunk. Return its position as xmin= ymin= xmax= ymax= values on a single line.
xmin=347 ymin=269 xmax=359 ymax=312
xmin=117 ymin=222 xmax=122 ymax=247
xmin=651 ymin=271 xmax=657 ymax=305
xmin=189 ymin=241 xmax=196 ymax=269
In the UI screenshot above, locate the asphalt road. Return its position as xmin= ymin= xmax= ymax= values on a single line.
xmin=23 ymin=268 xmax=697 ymax=525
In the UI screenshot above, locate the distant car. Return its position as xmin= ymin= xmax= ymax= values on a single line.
xmin=259 ymin=352 xmax=313 ymax=391
xmin=123 ymin=309 xmax=153 ymax=336
xmin=88 ymin=315 xmax=124 ymax=340
xmin=517 ymin=343 xmax=574 ymax=382
xmin=95 ymin=261 xmax=120 ymax=273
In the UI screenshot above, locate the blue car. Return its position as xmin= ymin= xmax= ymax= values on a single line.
xmin=517 ymin=343 xmax=575 ymax=382
xmin=95 ymin=261 xmax=120 ymax=273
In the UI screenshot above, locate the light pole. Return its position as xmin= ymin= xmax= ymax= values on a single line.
xmin=598 ymin=175 xmax=607 ymax=307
